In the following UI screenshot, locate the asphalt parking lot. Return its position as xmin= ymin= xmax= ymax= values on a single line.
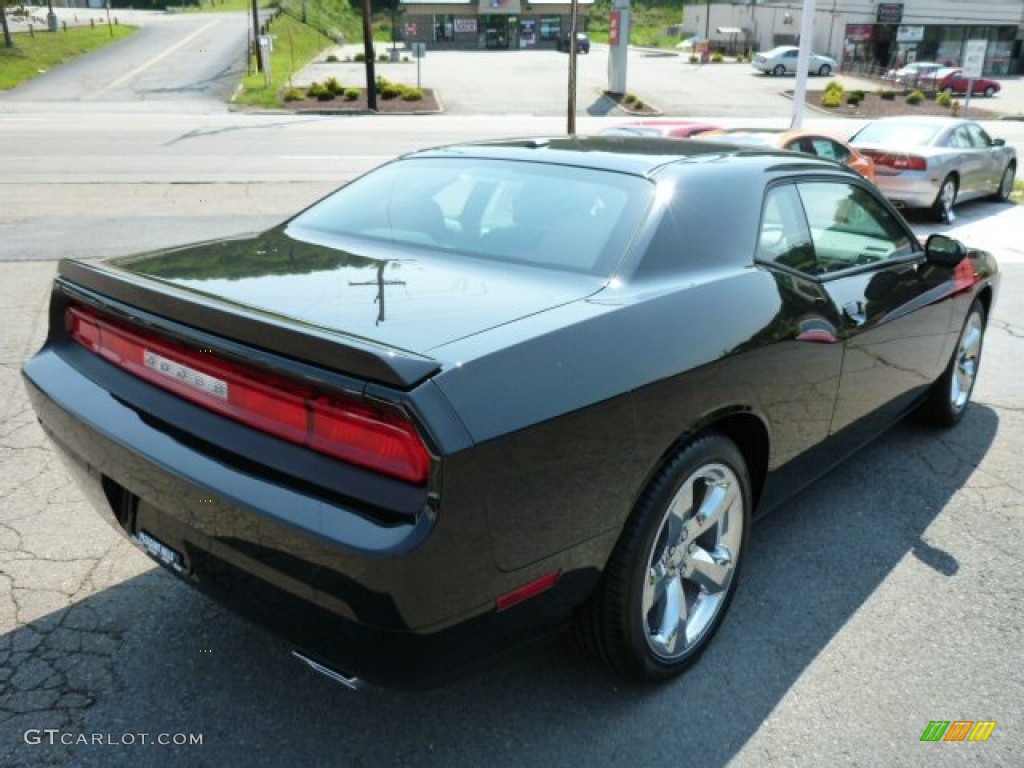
xmin=297 ymin=42 xmax=1024 ymax=119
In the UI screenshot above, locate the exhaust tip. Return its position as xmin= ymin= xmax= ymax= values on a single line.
xmin=291 ymin=650 xmax=364 ymax=691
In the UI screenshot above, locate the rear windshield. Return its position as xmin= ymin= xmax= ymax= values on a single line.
xmin=289 ymin=157 xmax=653 ymax=276
xmin=852 ymin=122 xmax=942 ymax=146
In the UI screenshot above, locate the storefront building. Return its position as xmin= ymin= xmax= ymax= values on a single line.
xmin=398 ymin=0 xmax=594 ymax=50
xmin=682 ymin=1 xmax=1023 ymax=75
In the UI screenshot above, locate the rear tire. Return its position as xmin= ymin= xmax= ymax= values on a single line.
xmin=930 ymin=175 xmax=958 ymax=223
xmin=992 ymin=163 xmax=1015 ymax=202
xmin=818 ymin=64 xmax=832 ymax=77
xmin=984 ymin=86 xmax=996 ymax=98
xmin=918 ymin=300 xmax=986 ymax=428
xmin=773 ymin=64 xmax=786 ymax=76
xmin=572 ymin=434 xmax=750 ymax=682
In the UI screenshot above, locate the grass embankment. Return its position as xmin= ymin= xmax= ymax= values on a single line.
xmin=587 ymin=0 xmax=686 ymax=49
xmin=233 ymin=12 xmax=334 ymax=108
xmin=1012 ymin=181 xmax=1024 ymax=205
xmin=0 ymin=24 xmax=136 ymax=91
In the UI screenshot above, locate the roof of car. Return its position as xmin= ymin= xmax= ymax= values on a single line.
xmin=406 ymin=136 xmax=850 ymax=178
xmin=866 ymin=116 xmax=970 ymax=125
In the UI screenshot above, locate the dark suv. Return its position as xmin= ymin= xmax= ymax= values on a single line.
xmin=557 ymin=32 xmax=590 ymax=54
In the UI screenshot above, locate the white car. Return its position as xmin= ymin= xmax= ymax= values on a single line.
xmin=752 ymin=46 xmax=837 ymax=77
xmin=885 ymin=61 xmax=942 ymax=87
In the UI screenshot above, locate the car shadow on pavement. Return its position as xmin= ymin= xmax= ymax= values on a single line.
xmin=2 ymin=407 xmax=998 ymax=767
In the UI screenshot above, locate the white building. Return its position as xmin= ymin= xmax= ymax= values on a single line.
xmin=682 ymin=1 xmax=1023 ymax=75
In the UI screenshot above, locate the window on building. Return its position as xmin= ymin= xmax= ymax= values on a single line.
xmin=434 ymin=15 xmax=454 ymax=42
xmin=539 ymin=17 xmax=561 ymax=41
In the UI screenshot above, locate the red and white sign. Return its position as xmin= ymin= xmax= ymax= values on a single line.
xmin=609 ymin=11 xmax=621 ymax=47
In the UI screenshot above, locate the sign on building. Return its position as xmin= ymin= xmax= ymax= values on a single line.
xmin=876 ymin=3 xmax=904 ymax=24
xmin=897 ymin=26 xmax=924 ymax=43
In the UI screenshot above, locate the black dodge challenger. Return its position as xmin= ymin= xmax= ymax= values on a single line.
xmin=22 ymin=137 xmax=998 ymax=689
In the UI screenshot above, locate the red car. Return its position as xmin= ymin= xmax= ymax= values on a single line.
xmin=931 ymin=68 xmax=1001 ymax=97
xmin=598 ymin=120 xmax=721 ymax=139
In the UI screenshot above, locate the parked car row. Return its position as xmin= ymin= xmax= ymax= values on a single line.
xmin=599 ymin=117 xmax=1016 ymax=223
xmin=884 ymin=62 xmax=1002 ymax=97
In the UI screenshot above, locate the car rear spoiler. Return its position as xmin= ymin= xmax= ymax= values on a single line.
xmin=55 ymin=259 xmax=441 ymax=390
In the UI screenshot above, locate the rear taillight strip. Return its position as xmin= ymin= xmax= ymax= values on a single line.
xmin=65 ymin=305 xmax=430 ymax=485
xmin=860 ymin=150 xmax=927 ymax=171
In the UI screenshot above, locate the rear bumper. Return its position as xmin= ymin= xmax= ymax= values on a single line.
xmin=22 ymin=346 xmax=598 ymax=688
xmin=872 ymin=171 xmax=943 ymax=210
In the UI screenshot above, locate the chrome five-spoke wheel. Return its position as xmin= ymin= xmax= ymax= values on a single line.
xmin=643 ymin=462 xmax=743 ymax=660
xmin=950 ymin=308 xmax=984 ymax=414
xmin=920 ymin=299 xmax=986 ymax=427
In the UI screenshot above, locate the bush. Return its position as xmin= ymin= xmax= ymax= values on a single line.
xmin=379 ymin=53 xmax=390 ymax=62
xmin=400 ymin=87 xmax=423 ymax=102
xmin=879 ymin=89 xmax=896 ymax=100
xmin=316 ymin=91 xmax=336 ymax=102
xmin=821 ymin=91 xmax=842 ymax=108
xmin=851 ymin=89 xmax=866 ymax=101
xmin=343 ymin=88 xmax=360 ymax=101
xmin=936 ymin=91 xmax=953 ymax=107
xmin=325 ymin=77 xmax=344 ymax=95
xmin=906 ymin=90 xmax=925 ymax=105
xmin=689 ymin=55 xmax=699 ymax=64
xmin=711 ymin=52 xmax=724 ymax=63
xmin=633 ymin=99 xmax=645 ymax=109
xmin=306 ymin=82 xmax=326 ymax=98
xmin=354 ymin=52 xmax=365 ymax=62
xmin=846 ymin=93 xmax=863 ymax=106
xmin=283 ymin=87 xmax=304 ymax=102
xmin=326 ymin=54 xmax=339 ymax=63
xmin=376 ymin=77 xmax=402 ymax=99
xmin=824 ymin=80 xmax=844 ymax=96
xmin=623 ymin=93 xmax=637 ymax=105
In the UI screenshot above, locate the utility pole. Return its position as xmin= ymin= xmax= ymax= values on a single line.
xmin=250 ymin=0 xmax=263 ymax=73
xmin=361 ymin=0 xmax=377 ymax=110
xmin=567 ymin=0 xmax=579 ymax=134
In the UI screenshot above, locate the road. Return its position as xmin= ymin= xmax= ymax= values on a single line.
xmin=1 ymin=12 xmax=1023 ymax=768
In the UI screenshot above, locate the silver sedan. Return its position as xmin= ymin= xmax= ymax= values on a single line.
xmin=752 ymin=46 xmax=837 ymax=77
xmin=849 ymin=117 xmax=1017 ymax=223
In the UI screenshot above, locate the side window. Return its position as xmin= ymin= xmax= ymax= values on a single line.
xmin=796 ymin=182 xmax=914 ymax=273
xmin=810 ymin=138 xmax=850 ymax=163
xmin=756 ymin=185 xmax=815 ymax=273
xmin=965 ymin=123 xmax=991 ymax=148
xmin=948 ymin=126 xmax=973 ymax=149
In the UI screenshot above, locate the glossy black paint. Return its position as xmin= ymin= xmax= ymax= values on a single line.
xmin=22 ymin=137 xmax=999 ymax=687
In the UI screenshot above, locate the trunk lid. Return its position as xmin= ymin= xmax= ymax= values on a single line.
xmin=61 ymin=227 xmax=605 ymax=388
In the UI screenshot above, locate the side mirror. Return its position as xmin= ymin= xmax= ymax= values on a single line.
xmin=993 ymin=138 xmax=1006 ymax=147
xmin=924 ymin=233 xmax=967 ymax=268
